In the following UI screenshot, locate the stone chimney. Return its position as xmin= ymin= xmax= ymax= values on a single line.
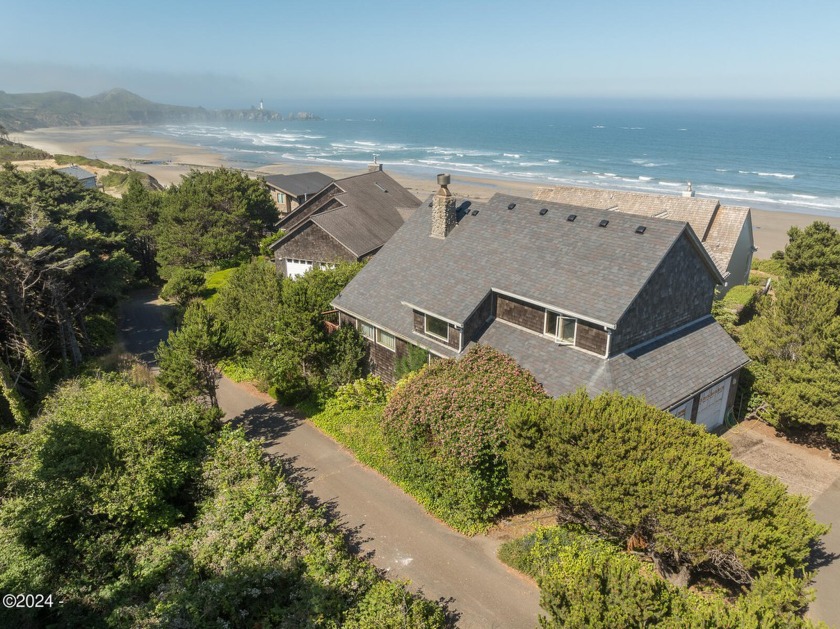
xmin=431 ymin=173 xmax=456 ymax=239
xmin=682 ymin=181 xmax=695 ymax=198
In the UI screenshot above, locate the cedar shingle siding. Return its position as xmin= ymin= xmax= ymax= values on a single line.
xmin=611 ymin=233 xmax=716 ymax=354
xmin=496 ymin=295 xmax=544 ymax=334
xmin=575 ymin=320 xmax=608 ymax=355
xmin=274 ymin=223 xmax=355 ymax=273
xmin=368 ymin=337 xmax=409 ymax=384
xmin=463 ymin=293 xmax=494 ymax=342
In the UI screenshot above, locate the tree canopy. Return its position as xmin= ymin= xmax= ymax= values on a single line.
xmin=0 ymin=167 xmax=135 ymax=425
xmin=782 ymin=221 xmax=840 ymax=287
xmin=505 ymin=391 xmax=828 ymax=586
xmin=0 ymin=377 xmax=445 ymax=627
xmin=154 ymin=168 xmax=276 ymax=278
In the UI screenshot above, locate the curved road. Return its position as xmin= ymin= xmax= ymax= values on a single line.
xmin=119 ymin=290 xmax=541 ymax=628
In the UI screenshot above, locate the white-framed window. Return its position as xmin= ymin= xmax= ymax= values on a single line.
xmin=377 ymin=329 xmax=396 ymax=351
xmin=545 ymin=310 xmax=576 ymax=345
xmin=558 ymin=317 xmax=576 ymax=344
xmin=424 ymin=315 xmax=449 ymax=341
xmin=358 ymin=320 xmax=375 ymax=341
xmin=277 ymin=192 xmax=286 ymax=203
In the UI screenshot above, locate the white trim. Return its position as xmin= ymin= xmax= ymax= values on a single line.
xmin=557 ymin=316 xmax=577 ymax=345
xmin=357 ymin=319 xmax=376 ymax=341
xmin=400 ymin=301 xmax=462 ymax=327
xmin=492 ymin=287 xmax=616 ymax=330
xmin=376 ymin=328 xmax=396 ymax=352
xmin=605 ymin=330 xmax=612 ymax=358
xmin=424 ymin=313 xmax=450 ymax=342
xmin=330 ymin=305 xmax=452 ymax=359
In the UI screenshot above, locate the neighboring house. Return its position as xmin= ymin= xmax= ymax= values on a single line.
xmin=263 ymin=171 xmax=334 ymax=216
xmin=533 ymin=185 xmax=755 ymax=292
xmin=55 ymin=165 xmax=97 ymax=189
xmin=269 ymin=165 xmax=421 ymax=278
xmin=332 ymin=175 xmax=749 ymax=431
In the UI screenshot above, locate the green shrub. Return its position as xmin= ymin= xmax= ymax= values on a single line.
xmin=82 ymin=312 xmax=117 ymax=352
xmin=331 ymin=375 xmax=389 ymax=413
xmin=722 ymin=284 xmax=760 ymax=308
xmin=217 ymin=357 xmax=261 ymax=383
xmin=752 ymin=257 xmax=788 ymax=277
xmin=383 ymin=344 xmax=547 ymax=533
xmin=259 ymin=228 xmax=285 ymax=256
xmin=499 ymin=527 xmax=817 ymax=629
xmin=395 ymin=343 xmax=429 ymax=380
xmin=505 ymin=392 xmax=828 ymax=585
xmin=159 ymin=267 xmax=206 ymax=305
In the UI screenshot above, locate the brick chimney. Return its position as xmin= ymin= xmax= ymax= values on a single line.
xmin=430 ymin=174 xmax=456 ymax=239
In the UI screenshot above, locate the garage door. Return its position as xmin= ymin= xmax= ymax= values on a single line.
xmin=695 ymin=378 xmax=731 ymax=430
xmin=286 ymin=259 xmax=313 ymax=279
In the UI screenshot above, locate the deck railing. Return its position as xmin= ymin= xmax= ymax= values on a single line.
xmin=322 ymin=309 xmax=340 ymax=334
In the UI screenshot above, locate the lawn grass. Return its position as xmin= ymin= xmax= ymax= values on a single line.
xmin=721 ymin=284 xmax=760 ymax=307
xmin=203 ymin=267 xmax=237 ymax=303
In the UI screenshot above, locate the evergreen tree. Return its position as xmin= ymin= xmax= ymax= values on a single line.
xmin=156 ymin=302 xmax=230 ymax=407
xmin=783 ymin=221 xmax=840 ymax=286
xmin=155 ymin=168 xmax=276 ymax=278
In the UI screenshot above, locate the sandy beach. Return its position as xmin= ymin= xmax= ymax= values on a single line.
xmin=15 ymin=125 xmax=840 ymax=256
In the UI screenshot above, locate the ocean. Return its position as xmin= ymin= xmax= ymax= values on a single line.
xmin=149 ymin=104 xmax=840 ymax=216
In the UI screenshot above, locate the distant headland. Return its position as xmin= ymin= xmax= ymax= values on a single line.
xmin=0 ymin=88 xmax=320 ymax=131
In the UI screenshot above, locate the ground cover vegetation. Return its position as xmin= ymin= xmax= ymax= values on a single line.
xmin=498 ymin=526 xmax=820 ymax=628
xmin=0 ymin=166 xmax=136 ymax=426
xmin=0 ymin=376 xmax=446 ymax=628
xmin=716 ymin=222 xmax=840 ymax=446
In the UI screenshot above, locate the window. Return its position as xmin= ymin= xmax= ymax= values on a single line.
xmin=544 ymin=311 xmax=559 ymax=336
xmin=358 ymin=320 xmax=375 ymax=340
xmin=545 ymin=310 xmax=575 ymax=344
xmin=277 ymin=192 xmax=286 ymax=203
xmin=425 ymin=315 xmax=449 ymax=341
xmin=377 ymin=329 xmax=395 ymax=351
xmin=559 ymin=317 xmax=576 ymax=344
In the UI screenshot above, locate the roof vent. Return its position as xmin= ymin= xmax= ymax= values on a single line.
xmin=374 ymin=182 xmax=388 ymax=193
xmin=539 ymin=208 xmax=548 ymax=216
xmin=471 ymin=210 xmax=479 ymax=216
xmin=567 ymin=214 xmax=577 ymax=222
xmin=598 ymin=219 xmax=609 ymax=228
xmin=635 ymin=225 xmax=647 ymax=234
xmin=507 ymin=202 xmax=516 ymax=210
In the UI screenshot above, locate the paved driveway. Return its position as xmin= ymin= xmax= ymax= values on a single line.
xmin=120 ymin=291 xmax=541 ymax=628
xmin=725 ymin=421 xmax=840 ymax=626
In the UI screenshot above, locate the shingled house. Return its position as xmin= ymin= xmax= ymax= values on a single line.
xmin=331 ymin=175 xmax=749 ymax=430
xmin=269 ymin=165 xmax=420 ymax=278
xmin=263 ymin=171 xmax=334 ymax=216
xmin=55 ymin=165 xmax=97 ymax=189
xmin=533 ymin=185 xmax=755 ymax=293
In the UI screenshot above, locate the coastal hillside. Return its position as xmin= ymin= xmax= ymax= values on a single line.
xmin=0 ymin=88 xmax=320 ymax=131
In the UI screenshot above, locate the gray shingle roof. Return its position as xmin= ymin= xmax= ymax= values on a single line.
xmin=273 ymin=169 xmax=421 ymax=258
xmin=533 ymin=185 xmax=752 ymax=277
xmin=333 ymin=192 xmax=703 ymax=334
xmin=473 ymin=316 xmax=747 ymax=408
xmin=263 ymin=171 xmax=333 ymax=198
xmin=55 ymin=165 xmax=96 ymax=181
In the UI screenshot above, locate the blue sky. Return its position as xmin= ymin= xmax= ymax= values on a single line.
xmin=1 ymin=0 xmax=838 ymax=108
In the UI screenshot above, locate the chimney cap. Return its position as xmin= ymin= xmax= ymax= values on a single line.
xmin=437 ymin=173 xmax=451 ymax=187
